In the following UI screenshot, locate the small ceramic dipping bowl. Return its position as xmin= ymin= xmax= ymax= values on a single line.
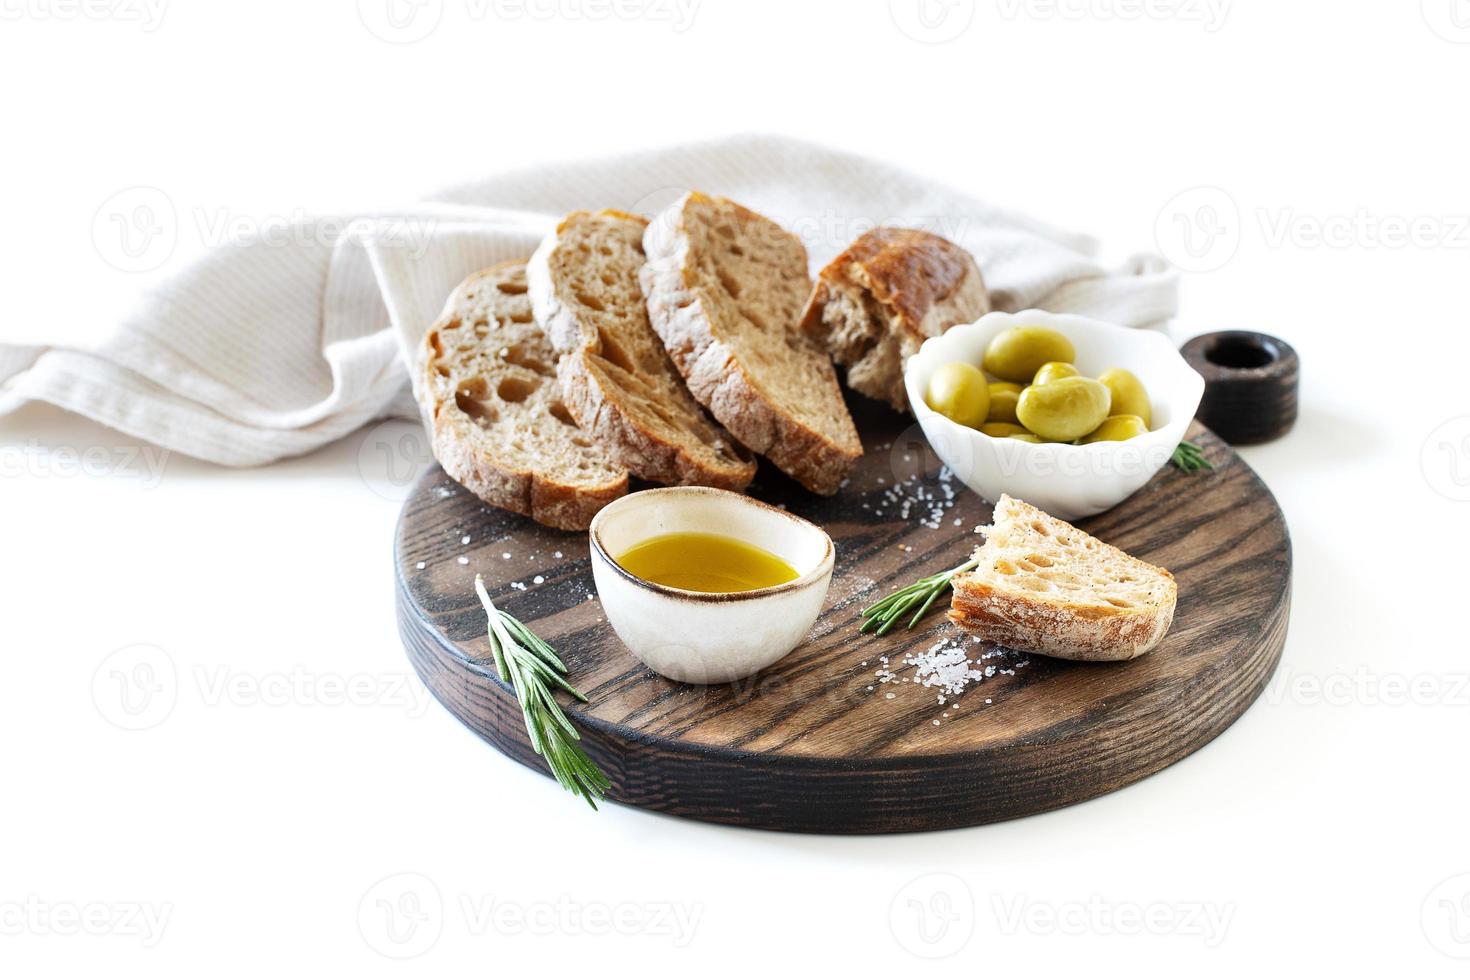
xmin=588 ymin=487 xmax=834 ymax=685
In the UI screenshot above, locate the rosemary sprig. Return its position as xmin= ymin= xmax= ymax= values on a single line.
xmin=473 ymin=575 xmax=611 ymax=809
xmin=1170 ymin=439 xmax=1215 ymax=473
xmin=861 ymin=556 xmax=979 ymax=636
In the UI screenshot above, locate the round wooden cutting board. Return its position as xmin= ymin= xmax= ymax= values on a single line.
xmin=395 ymin=400 xmax=1291 ymax=833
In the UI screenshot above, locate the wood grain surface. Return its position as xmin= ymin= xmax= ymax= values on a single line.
xmin=395 ymin=399 xmax=1291 ymax=833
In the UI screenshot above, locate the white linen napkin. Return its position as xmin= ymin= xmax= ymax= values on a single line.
xmin=0 ymin=135 xmax=1177 ymax=466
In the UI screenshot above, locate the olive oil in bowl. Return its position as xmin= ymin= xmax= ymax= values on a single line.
xmin=614 ymin=532 xmax=799 ymax=593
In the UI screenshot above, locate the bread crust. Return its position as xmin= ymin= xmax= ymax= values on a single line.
xmin=528 ymin=210 xmax=756 ymax=491
xmin=641 ymin=192 xmax=862 ymax=495
xmin=801 ymin=227 xmax=990 ymax=412
xmin=948 ymin=584 xmax=1175 ymax=662
xmin=418 ymin=260 xmax=628 ymax=531
xmin=948 ymin=495 xmax=1177 ymax=661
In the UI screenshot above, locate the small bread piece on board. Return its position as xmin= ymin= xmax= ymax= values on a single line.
xmin=640 ymin=192 xmax=862 ymax=495
xmin=949 ymin=494 xmax=1177 ymax=661
xmin=418 ymin=260 xmax=628 ymax=531
xmin=528 ymin=209 xmax=756 ymax=490
xmin=800 ymin=227 xmax=990 ymax=412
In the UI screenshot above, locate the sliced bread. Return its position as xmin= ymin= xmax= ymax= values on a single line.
xmin=527 ymin=209 xmax=755 ymax=490
xmin=640 ymin=192 xmax=862 ymax=496
xmin=418 ymin=260 xmax=628 ymax=531
xmin=948 ymin=494 xmax=1177 ymax=661
xmin=800 ymin=227 xmax=990 ymax=412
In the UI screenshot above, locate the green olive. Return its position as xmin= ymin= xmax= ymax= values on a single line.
xmin=986 ymin=382 xmax=1024 ymax=423
xmin=1098 ymin=368 xmax=1152 ymax=429
xmin=982 ymin=326 xmax=1077 ymax=383
xmin=1032 ymin=361 xmax=1079 ymax=386
xmin=925 ymin=362 xmax=990 ymax=428
xmin=1016 ymin=377 xmax=1112 ymax=442
xmin=1079 ymin=414 xmax=1149 ymax=444
xmin=979 ymin=422 xmax=1031 ymax=438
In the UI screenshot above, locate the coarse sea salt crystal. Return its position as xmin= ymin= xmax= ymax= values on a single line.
xmin=415 ymin=561 xmax=425 ymax=570
xmin=532 ymin=575 xmax=545 ymax=585
xmin=461 ymin=535 xmax=471 ymax=545
xmin=457 ymin=556 xmax=468 ymax=565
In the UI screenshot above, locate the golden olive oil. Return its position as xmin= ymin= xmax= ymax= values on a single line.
xmin=614 ymin=532 xmax=799 ymax=593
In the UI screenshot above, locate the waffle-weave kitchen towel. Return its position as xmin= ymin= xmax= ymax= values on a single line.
xmin=0 ymin=135 xmax=1178 ymax=465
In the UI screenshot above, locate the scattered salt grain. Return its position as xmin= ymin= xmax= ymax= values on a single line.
xmin=532 ymin=575 xmax=545 ymax=585
xmin=554 ymin=551 xmax=563 ymax=559
xmin=461 ymin=535 xmax=471 ymax=545
xmin=457 ymin=556 xmax=468 ymax=565
xmin=511 ymin=581 xmax=527 ymax=591
xmin=501 ymin=552 xmax=511 ymax=560
xmin=415 ymin=561 xmax=425 ymax=570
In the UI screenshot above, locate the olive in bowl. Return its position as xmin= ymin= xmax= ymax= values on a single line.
xmin=904 ymin=310 xmax=1205 ymax=519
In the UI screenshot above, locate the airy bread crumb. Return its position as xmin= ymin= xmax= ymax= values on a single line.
xmin=949 ymin=494 xmax=1177 ymax=660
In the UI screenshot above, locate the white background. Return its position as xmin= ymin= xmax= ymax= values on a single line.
xmin=3 ymin=0 xmax=1469 ymax=975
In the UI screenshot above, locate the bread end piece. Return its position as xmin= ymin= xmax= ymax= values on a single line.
xmin=800 ymin=227 xmax=990 ymax=413
xmin=948 ymin=495 xmax=1177 ymax=661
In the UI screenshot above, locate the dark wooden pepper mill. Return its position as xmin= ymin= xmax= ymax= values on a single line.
xmin=1180 ymin=331 xmax=1298 ymax=445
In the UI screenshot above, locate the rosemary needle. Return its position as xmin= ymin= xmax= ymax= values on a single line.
xmin=474 ymin=575 xmax=611 ymax=809
xmin=1170 ymin=440 xmax=1215 ymax=473
xmin=861 ymin=556 xmax=980 ymax=636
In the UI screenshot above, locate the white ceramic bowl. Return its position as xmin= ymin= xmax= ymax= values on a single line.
xmin=588 ymin=487 xmax=835 ymax=685
xmin=904 ymin=310 xmax=1205 ymax=520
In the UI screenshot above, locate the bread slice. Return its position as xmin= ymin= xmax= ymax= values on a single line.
xmin=800 ymin=227 xmax=990 ymax=413
xmin=418 ymin=260 xmax=628 ymax=531
xmin=948 ymin=495 xmax=1176 ymax=661
xmin=527 ymin=209 xmax=756 ymax=490
xmin=640 ymin=192 xmax=862 ymax=495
